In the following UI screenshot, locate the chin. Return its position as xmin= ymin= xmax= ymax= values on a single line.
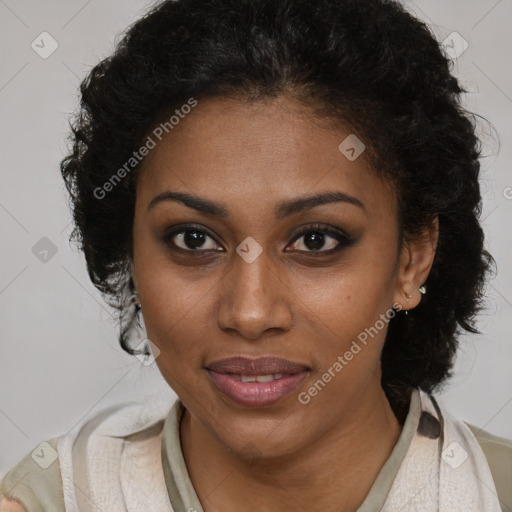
xmin=215 ymin=418 xmax=304 ymax=462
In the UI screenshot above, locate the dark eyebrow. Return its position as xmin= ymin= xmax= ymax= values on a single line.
xmin=147 ymin=190 xmax=365 ymax=217
xmin=148 ymin=191 xmax=229 ymax=216
xmin=275 ymin=191 xmax=365 ymax=218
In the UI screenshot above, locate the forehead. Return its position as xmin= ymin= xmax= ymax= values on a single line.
xmin=136 ymin=95 xmax=395 ymax=219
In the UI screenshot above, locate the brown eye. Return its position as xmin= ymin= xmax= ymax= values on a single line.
xmin=291 ymin=231 xmax=338 ymax=251
xmin=161 ymin=225 xmax=223 ymax=252
xmin=287 ymin=224 xmax=355 ymax=255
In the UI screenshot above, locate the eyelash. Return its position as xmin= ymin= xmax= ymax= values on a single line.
xmin=160 ymin=223 xmax=355 ymax=257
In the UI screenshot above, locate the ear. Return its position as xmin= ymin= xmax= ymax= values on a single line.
xmin=392 ymin=215 xmax=439 ymax=312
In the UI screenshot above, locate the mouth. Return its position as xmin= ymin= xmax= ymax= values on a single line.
xmin=206 ymin=355 xmax=310 ymax=375
xmin=206 ymin=368 xmax=309 ymax=408
xmin=228 ymin=372 xmax=287 ymax=383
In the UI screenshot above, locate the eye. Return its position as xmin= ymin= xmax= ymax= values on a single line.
xmin=161 ymin=224 xmax=223 ymax=252
xmin=160 ymin=223 xmax=355 ymax=256
xmin=287 ymin=224 xmax=354 ymax=255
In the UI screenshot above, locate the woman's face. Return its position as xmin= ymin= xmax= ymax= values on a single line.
xmin=130 ymin=94 xmax=431 ymax=459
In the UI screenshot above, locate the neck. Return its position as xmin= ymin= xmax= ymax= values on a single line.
xmin=180 ymin=386 xmax=403 ymax=512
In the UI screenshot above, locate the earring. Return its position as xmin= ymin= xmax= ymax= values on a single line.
xmin=404 ymin=291 xmax=410 ymax=315
xmin=402 ymin=285 xmax=427 ymax=316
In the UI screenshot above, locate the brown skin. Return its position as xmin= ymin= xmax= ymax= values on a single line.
xmin=130 ymin=95 xmax=438 ymax=512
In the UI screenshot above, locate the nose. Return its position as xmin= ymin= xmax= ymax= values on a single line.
xmin=216 ymin=251 xmax=293 ymax=340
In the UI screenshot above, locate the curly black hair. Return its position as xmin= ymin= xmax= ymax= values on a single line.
xmin=60 ymin=0 xmax=496 ymax=410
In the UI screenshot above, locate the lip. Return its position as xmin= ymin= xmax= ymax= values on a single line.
xmin=206 ymin=356 xmax=310 ymax=375
xmin=205 ymin=356 xmax=310 ymax=408
xmin=207 ymin=369 xmax=309 ymax=408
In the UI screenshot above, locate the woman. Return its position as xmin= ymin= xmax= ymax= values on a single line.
xmin=1 ymin=0 xmax=511 ymax=510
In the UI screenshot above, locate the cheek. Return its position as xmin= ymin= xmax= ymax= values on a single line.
xmin=288 ymin=257 xmax=396 ymax=370
xmin=290 ymin=252 xmax=395 ymax=326
xmin=135 ymin=264 xmax=213 ymax=356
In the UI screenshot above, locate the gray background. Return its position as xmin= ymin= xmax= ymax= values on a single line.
xmin=1 ymin=0 xmax=511 ymax=480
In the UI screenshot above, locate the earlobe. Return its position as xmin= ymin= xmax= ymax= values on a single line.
xmin=393 ymin=215 xmax=439 ymax=311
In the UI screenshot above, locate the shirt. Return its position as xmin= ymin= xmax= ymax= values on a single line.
xmin=1 ymin=392 xmax=511 ymax=511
